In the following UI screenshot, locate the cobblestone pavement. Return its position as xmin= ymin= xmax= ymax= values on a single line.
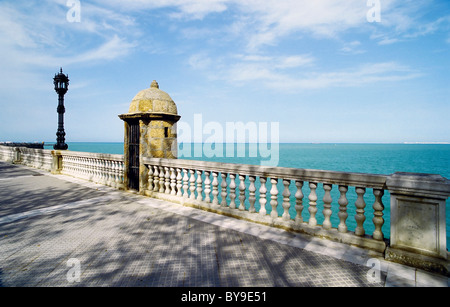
xmin=0 ymin=162 xmax=448 ymax=287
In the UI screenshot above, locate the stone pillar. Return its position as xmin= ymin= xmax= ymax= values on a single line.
xmin=51 ymin=150 xmax=62 ymax=174
xmin=12 ymin=147 xmax=21 ymax=164
xmin=385 ymin=172 xmax=450 ymax=275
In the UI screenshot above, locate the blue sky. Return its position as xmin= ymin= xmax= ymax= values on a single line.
xmin=0 ymin=0 xmax=449 ymax=143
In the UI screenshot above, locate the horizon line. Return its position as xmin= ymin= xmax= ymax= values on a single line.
xmin=27 ymin=141 xmax=450 ymax=145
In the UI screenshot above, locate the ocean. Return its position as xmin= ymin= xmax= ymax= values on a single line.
xmin=61 ymin=142 xmax=450 ymax=244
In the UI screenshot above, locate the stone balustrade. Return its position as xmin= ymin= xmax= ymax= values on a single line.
xmin=1 ymin=144 xmax=449 ymax=274
xmin=0 ymin=145 xmax=53 ymax=172
xmin=56 ymin=150 xmax=125 ymax=189
xmin=142 ymin=157 xmax=450 ymax=274
xmin=142 ymin=157 xmax=389 ymax=253
xmin=0 ymin=145 xmax=124 ymax=189
xmin=0 ymin=145 xmax=17 ymax=163
xmin=20 ymin=147 xmax=54 ymax=172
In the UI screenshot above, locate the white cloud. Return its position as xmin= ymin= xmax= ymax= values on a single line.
xmin=0 ymin=0 xmax=141 ymax=92
xmin=274 ymin=55 xmax=315 ymax=69
xmin=291 ymin=62 xmax=421 ymax=89
xmin=94 ymin=0 xmax=229 ymax=19
xmin=189 ymin=48 xmax=421 ymax=91
xmin=233 ymin=54 xmax=315 ymax=68
xmin=377 ymin=38 xmax=400 ymax=45
xmin=238 ymin=0 xmax=368 ymax=49
xmin=340 ymin=41 xmax=366 ymax=54
xmin=0 ymin=1 xmax=138 ymax=64
xmin=224 ymin=60 xmax=421 ymax=91
xmin=188 ymin=53 xmax=213 ymax=70
xmin=91 ymin=0 xmax=372 ymax=50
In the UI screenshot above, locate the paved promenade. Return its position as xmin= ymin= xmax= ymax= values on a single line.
xmin=0 ymin=161 xmax=448 ymax=288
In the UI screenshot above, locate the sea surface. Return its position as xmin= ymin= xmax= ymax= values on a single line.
xmin=59 ymin=142 xmax=450 ymax=244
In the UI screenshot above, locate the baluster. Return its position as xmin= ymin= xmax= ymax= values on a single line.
xmin=220 ymin=173 xmax=228 ymax=207
xmin=99 ymin=159 xmax=104 ymax=183
xmin=71 ymin=157 xmax=76 ymax=178
xmin=355 ymin=187 xmax=366 ymax=236
xmin=97 ymin=159 xmax=103 ymax=183
xmin=204 ymin=171 xmax=211 ymax=203
xmin=105 ymin=159 xmax=111 ymax=186
xmin=164 ymin=167 xmax=171 ymax=194
xmin=372 ymin=189 xmax=385 ymax=241
xmin=103 ymin=160 xmax=108 ymax=184
xmin=212 ymin=171 xmax=219 ymax=206
xmin=79 ymin=157 xmax=84 ymax=179
xmin=147 ymin=164 xmax=154 ymax=191
xmin=153 ymin=165 xmax=159 ymax=192
xmin=110 ymin=160 xmax=116 ymax=187
xmin=95 ymin=159 xmax=100 ymax=183
xmin=72 ymin=156 xmax=77 ymax=177
xmin=109 ymin=160 xmax=114 ymax=186
xmin=238 ymin=174 xmax=246 ymax=211
xmin=102 ymin=159 xmax=107 ymax=184
xmin=308 ymin=182 xmax=318 ymax=226
xmin=119 ymin=161 xmax=124 ymax=185
xmin=106 ymin=160 xmax=113 ymax=186
xmin=189 ymin=170 xmax=196 ymax=200
xmin=111 ymin=160 xmax=117 ymax=188
xmin=322 ymin=183 xmax=333 ymax=229
xmin=337 ymin=185 xmax=348 ymax=233
xmin=182 ymin=169 xmax=189 ymax=198
xmin=229 ymin=174 xmax=237 ymax=209
xmin=82 ymin=158 xmax=92 ymax=180
xmin=89 ymin=158 xmax=94 ymax=181
xmin=84 ymin=157 xmax=89 ymax=180
xmin=170 ymin=167 xmax=176 ymax=195
xmin=270 ymin=178 xmax=279 ymax=218
xmin=294 ymin=180 xmax=304 ymax=223
xmin=116 ymin=161 xmax=122 ymax=188
xmin=176 ymin=168 xmax=183 ymax=197
xmin=89 ymin=158 xmax=95 ymax=181
xmin=248 ymin=176 xmax=256 ymax=213
xmin=97 ymin=159 xmax=102 ymax=182
xmin=88 ymin=158 xmax=93 ymax=180
xmin=86 ymin=157 xmax=92 ymax=180
xmin=282 ymin=179 xmax=291 ymax=220
xmin=86 ymin=158 xmax=92 ymax=180
xmin=100 ymin=160 xmax=106 ymax=184
xmin=259 ymin=177 xmax=267 ymax=216
xmin=159 ymin=166 xmax=165 ymax=193
xmin=89 ymin=158 xmax=97 ymax=182
xmin=196 ymin=170 xmax=203 ymax=201
xmin=63 ymin=155 xmax=69 ymax=175
xmin=71 ymin=157 xmax=76 ymax=177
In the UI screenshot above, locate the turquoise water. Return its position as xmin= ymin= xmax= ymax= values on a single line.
xmin=62 ymin=142 xmax=450 ymax=244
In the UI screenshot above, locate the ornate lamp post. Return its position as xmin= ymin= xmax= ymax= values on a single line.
xmin=53 ymin=68 xmax=69 ymax=150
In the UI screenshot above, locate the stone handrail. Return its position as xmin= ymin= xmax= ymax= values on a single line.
xmin=142 ymin=157 xmax=389 ymax=252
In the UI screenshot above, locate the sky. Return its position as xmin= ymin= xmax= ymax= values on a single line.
xmin=0 ymin=0 xmax=449 ymax=144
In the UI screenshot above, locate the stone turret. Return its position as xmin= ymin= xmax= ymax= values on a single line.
xmin=119 ymin=80 xmax=180 ymax=191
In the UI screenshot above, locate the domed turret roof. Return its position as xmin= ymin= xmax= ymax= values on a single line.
xmin=128 ymin=80 xmax=177 ymax=115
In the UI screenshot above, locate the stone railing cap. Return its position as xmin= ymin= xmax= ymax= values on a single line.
xmin=386 ymin=172 xmax=450 ymax=198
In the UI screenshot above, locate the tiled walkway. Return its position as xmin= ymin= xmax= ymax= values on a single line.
xmin=0 ymin=162 xmax=448 ymax=287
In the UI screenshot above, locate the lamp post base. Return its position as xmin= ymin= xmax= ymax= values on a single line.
xmin=53 ymin=143 xmax=68 ymax=150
